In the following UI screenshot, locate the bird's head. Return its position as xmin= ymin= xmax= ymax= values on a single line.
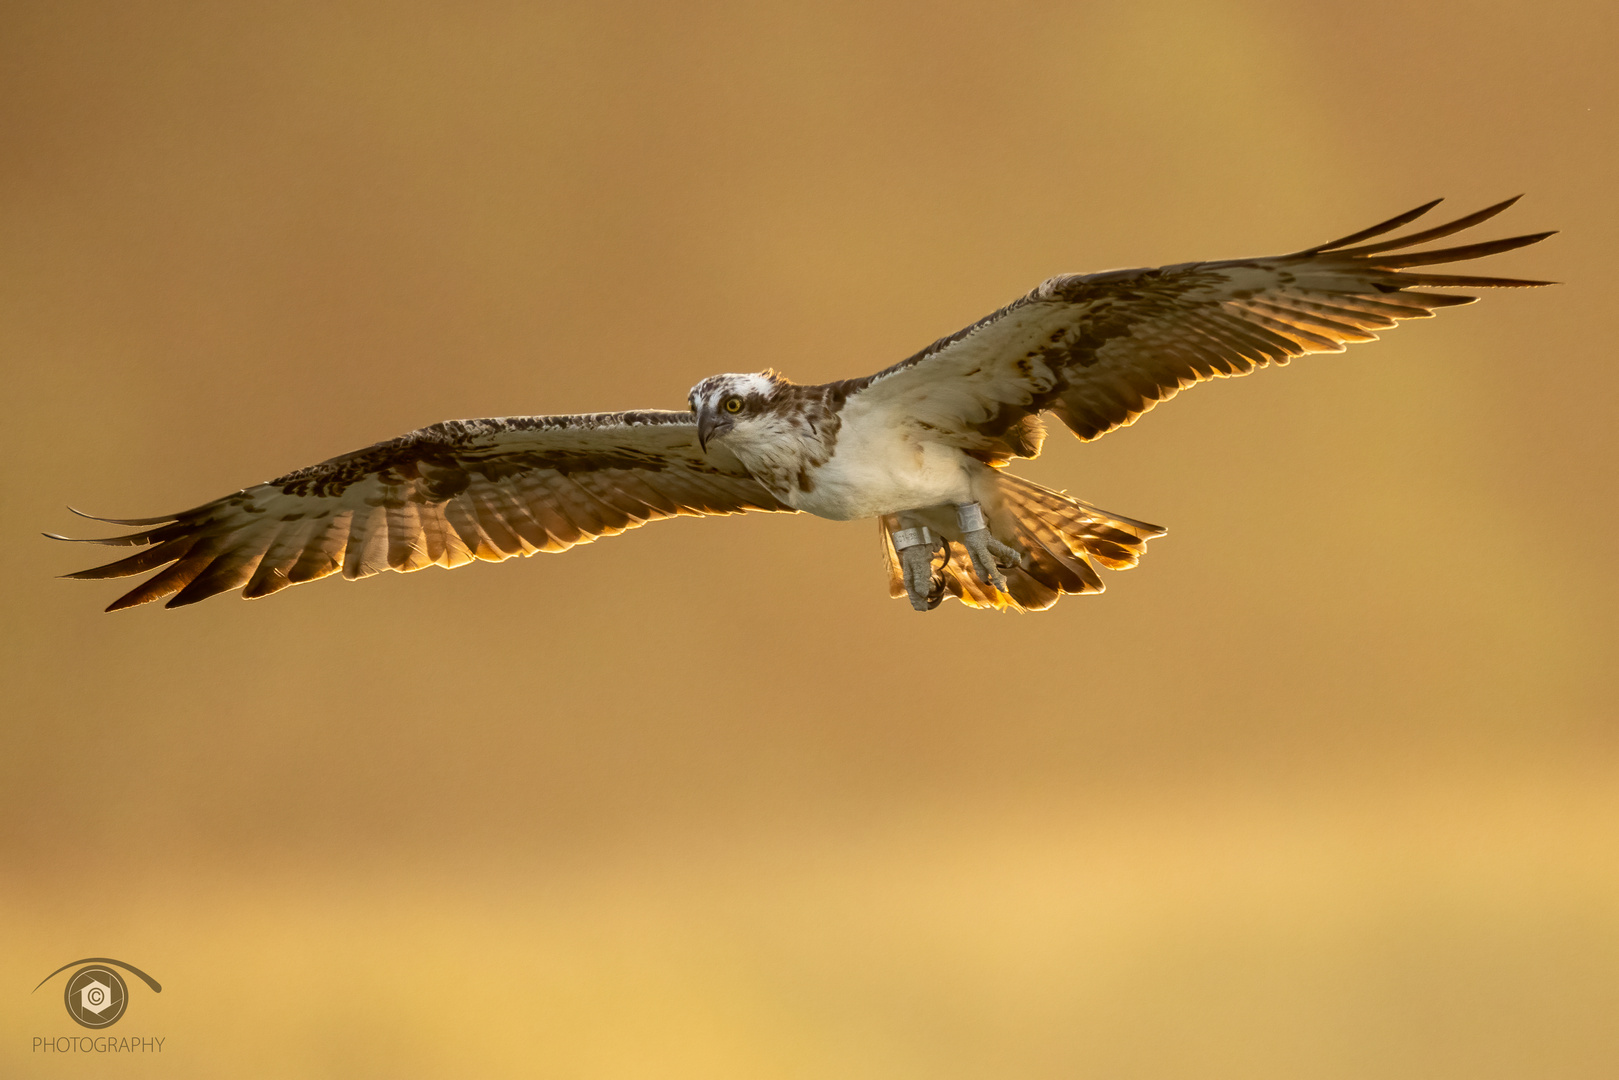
xmin=689 ymin=371 xmax=786 ymax=452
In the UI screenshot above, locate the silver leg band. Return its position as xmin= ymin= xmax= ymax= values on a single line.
xmin=955 ymin=501 xmax=986 ymax=533
xmin=890 ymin=526 xmax=933 ymax=551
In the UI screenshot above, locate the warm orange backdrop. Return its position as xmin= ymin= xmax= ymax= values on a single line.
xmin=3 ymin=2 xmax=1615 ymax=1076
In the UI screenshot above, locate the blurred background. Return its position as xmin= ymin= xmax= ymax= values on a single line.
xmin=2 ymin=1 xmax=1615 ymax=1076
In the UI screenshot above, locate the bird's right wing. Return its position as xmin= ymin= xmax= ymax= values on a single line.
xmin=53 ymin=410 xmax=792 ymax=611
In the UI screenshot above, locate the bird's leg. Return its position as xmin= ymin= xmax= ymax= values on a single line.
xmin=955 ymin=501 xmax=1023 ymax=592
xmin=889 ymin=523 xmax=945 ymax=612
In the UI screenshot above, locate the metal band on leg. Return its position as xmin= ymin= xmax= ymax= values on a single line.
xmin=955 ymin=502 xmax=986 ymax=533
xmin=890 ymin=526 xmax=933 ymax=551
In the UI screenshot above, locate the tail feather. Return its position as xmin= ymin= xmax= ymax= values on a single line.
xmin=879 ymin=474 xmax=1165 ymax=612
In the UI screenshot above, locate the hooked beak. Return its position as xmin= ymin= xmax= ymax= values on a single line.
xmin=696 ymin=408 xmax=730 ymax=453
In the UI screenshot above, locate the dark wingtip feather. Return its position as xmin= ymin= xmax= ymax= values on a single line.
xmin=1398 ymin=291 xmax=1479 ymax=308
xmin=1333 ymin=196 xmax=1527 ymax=257
xmin=1400 ymin=272 xmax=1559 ymax=288
xmin=1306 ymin=198 xmax=1444 ymax=253
xmin=63 ymin=539 xmax=192 ymax=580
xmin=1369 ymin=230 xmax=1556 ymax=269
xmin=68 ymin=505 xmax=180 ymax=527
xmin=105 ymin=590 xmax=154 ymax=612
xmin=44 ymin=530 xmax=153 ymax=547
xmin=101 ymin=556 xmax=211 ymax=611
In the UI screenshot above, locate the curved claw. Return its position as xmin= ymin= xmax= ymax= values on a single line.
xmin=962 ymin=529 xmax=1023 ymax=593
xmin=898 ymin=540 xmax=937 ymax=612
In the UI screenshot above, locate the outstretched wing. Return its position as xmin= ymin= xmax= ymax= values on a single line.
xmin=53 ymin=411 xmax=790 ymax=611
xmin=847 ymin=197 xmax=1554 ymax=446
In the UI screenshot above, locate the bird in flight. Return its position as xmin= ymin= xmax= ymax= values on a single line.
xmin=54 ymin=197 xmax=1552 ymax=613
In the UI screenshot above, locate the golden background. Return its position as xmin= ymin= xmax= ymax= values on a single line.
xmin=3 ymin=2 xmax=1615 ymax=1076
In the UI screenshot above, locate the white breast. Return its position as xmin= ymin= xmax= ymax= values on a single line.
xmin=788 ymin=400 xmax=977 ymax=521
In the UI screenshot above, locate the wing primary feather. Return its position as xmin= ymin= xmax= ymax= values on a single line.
xmin=1303 ymin=198 xmax=1444 ymax=253
xmin=244 ymin=523 xmax=322 ymax=599
xmin=1394 ymin=272 xmax=1558 ymax=288
xmin=68 ymin=505 xmax=189 ymax=527
xmin=1365 ymin=231 xmax=1556 ymax=268
xmin=1281 ymin=291 xmax=1439 ymax=319
xmin=167 ymin=548 xmax=269 ymax=607
xmin=1389 ymin=291 xmax=1478 ymax=308
xmin=44 ymin=530 xmax=154 ymax=547
xmin=105 ymin=543 xmax=222 ymax=611
xmin=65 ymin=537 xmax=200 ymax=580
xmin=1328 ymin=196 xmax=1525 ymax=256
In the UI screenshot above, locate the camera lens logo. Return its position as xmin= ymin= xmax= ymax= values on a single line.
xmin=64 ymin=966 xmax=127 ymax=1028
xmin=33 ymin=958 xmax=160 ymax=1029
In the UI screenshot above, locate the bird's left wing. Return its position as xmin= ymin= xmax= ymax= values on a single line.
xmin=53 ymin=411 xmax=791 ymax=610
xmin=845 ymin=197 xmax=1553 ymax=449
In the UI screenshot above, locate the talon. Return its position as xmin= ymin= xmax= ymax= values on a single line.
xmin=961 ymin=527 xmax=1020 ymax=593
xmin=989 ymin=536 xmax=1024 ymax=569
xmin=953 ymin=502 xmax=1021 ymax=592
xmin=892 ymin=526 xmax=938 ymax=611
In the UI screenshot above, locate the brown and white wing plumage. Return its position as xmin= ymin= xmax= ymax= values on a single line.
xmin=848 ymin=197 xmax=1554 ymax=447
xmin=54 ymin=411 xmax=791 ymax=610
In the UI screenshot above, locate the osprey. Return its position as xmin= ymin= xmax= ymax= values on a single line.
xmin=54 ymin=198 xmax=1552 ymax=612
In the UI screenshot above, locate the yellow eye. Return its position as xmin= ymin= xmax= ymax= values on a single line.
xmin=723 ymin=397 xmax=743 ymax=414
